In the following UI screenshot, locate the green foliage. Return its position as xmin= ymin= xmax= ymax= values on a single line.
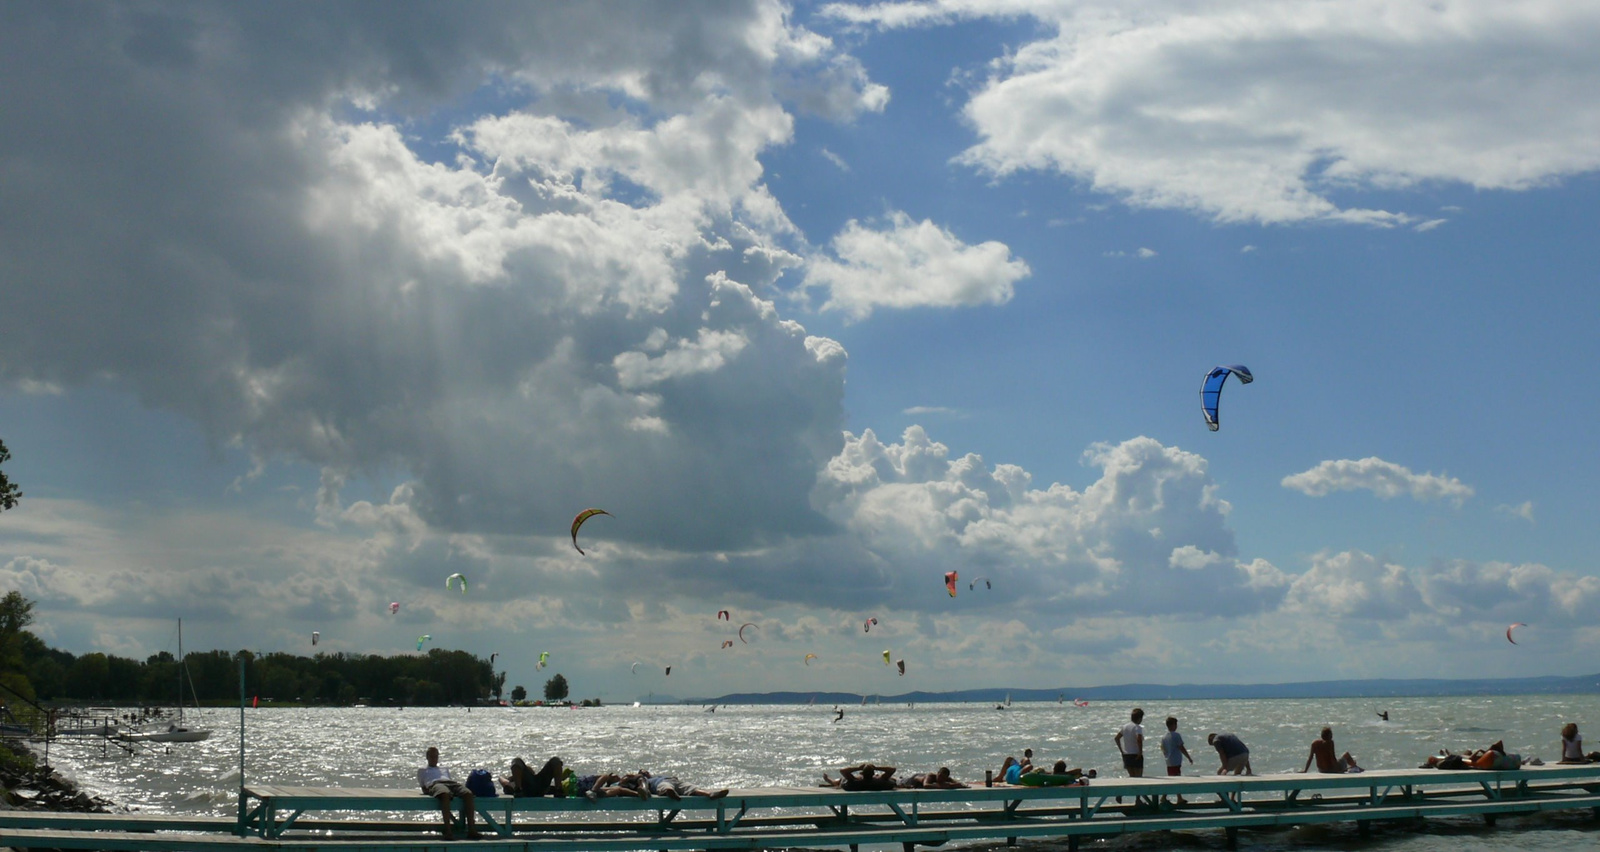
xmin=544 ymin=673 xmax=569 ymax=702
xmin=0 ymin=589 xmax=498 ymax=706
xmin=0 ymin=438 xmax=20 ymax=512
xmin=510 ymin=684 xmax=527 ymax=702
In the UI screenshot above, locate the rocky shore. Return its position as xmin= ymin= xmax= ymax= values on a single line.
xmin=1 ymin=738 xmax=114 ymax=813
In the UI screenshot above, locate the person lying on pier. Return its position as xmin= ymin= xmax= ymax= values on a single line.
xmin=899 ymin=767 xmax=969 ymax=789
xmin=820 ymin=762 xmax=899 ymax=790
xmin=1207 ymin=733 xmax=1252 ymax=776
xmin=578 ymin=772 xmax=650 ymax=800
xmin=500 ymin=756 xmax=566 ymax=797
xmin=1302 ymin=728 xmax=1363 ymax=774
xmin=417 ymin=746 xmax=481 ymax=840
xmin=1016 ymin=761 xmax=1089 ymax=786
xmin=635 ymin=770 xmax=730 ymax=799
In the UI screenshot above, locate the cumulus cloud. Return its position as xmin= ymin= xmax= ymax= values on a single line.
xmin=804 ymin=211 xmax=1031 ymax=320
xmin=813 ymin=429 xmax=1287 ymax=617
xmin=0 ymin=1 xmax=884 ymax=553
xmin=834 ymin=1 xmax=1600 ymax=224
xmin=1281 ymin=457 xmax=1474 ymax=504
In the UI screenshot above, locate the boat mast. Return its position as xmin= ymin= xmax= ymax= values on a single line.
xmin=177 ymin=619 xmax=185 ymax=724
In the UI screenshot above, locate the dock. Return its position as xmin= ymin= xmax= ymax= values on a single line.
xmin=4 ymin=765 xmax=1600 ymax=851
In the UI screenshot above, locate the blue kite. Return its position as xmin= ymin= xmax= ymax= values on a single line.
xmin=1200 ymin=365 xmax=1253 ymax=431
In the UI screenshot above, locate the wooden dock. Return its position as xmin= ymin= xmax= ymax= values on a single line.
xmin=4 ymin=765 xmax=1600 ymax=851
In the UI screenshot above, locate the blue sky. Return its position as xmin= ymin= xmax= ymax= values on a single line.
xmin=3 ymin=1 xmax=1599 ymax=701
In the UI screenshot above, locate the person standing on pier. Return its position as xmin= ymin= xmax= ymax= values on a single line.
xmin=1114 ymin=707 xmax=1145 ymax=777
xmin=1207 ymin=732 xmax=1252 ymax=775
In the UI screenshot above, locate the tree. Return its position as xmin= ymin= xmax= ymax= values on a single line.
xmin=0 ymin=438 xmax=20 ymax=512
xmin=544 ymin=673 xmax=569 ymax=702
xmin=510 ymin=684 xmax=527 ymax=702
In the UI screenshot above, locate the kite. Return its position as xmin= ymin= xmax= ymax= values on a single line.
xmin=804 ymin=654 xmax=817 ymax=666
xmin=664 ymin=666 xmax=672 ymax=676
xmin=1507 ymin=623 xmax=1527 ymax=645
xmin=1200 ymin=365 xmax=1254 ymax=432
xmin=311 ymin=631 xmax=319 ymax=646
xmin=389 ymin=602 xmax=400 ymax=615
xmin=630 ymin=662 xmax=640 ymax=675
xmin=537 ymin=651 xmax=550 ymax=670
xmin=896 ymin=659 xmax=905 ymax=676
xmin=882 ymin=650 xmax=891 ymax=665
xmin=446 ymin=572 xmax=467 ymax=594
xmin=721 ymin=640 xmax=734 ymax=649
xmin=739 ymin=622 xmax=758 ymax=643
xmin=717 ymin=610 xmax=730 ymax=621
xmin=944 ymin=571 xmax=959 ymax=597
xmin=969 ymin=577 xmax=991 ymax=591
xmin=571 ymin=508 xmax=611 ymax=555
xmin=416 ymin=634 xmax=432 ymax=651
xmin=490 ymin=653 xmax=498 ymax=666
xmin=863 ymin=617 xmax=878 ymax=633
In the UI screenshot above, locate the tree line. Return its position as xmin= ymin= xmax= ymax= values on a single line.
xmin=1 ymin=591 xmax=527 ymax=706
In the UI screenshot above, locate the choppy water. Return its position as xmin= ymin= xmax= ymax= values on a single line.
xmin=37 ymin=695 xmax=1600 ymax=851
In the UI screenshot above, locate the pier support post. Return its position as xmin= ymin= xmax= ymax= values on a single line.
xmin=1358 ymin=820 xmax=1370 ymax=837
xmin=1483 ymin=813 xmax=1497 ymax=827
xmin=1225 ymin=826 xmax=1238 ymax=850
xmin=1068 ymin=836 xmax=1079 ymax=852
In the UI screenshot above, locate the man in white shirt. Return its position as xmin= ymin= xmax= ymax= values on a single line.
xmin=1160 ymin=715 xmax=1194 ymax=804
xmin=417 ymin=746 xmax=480 ymax=840
xmin=1113 ymin=708 xmax=1145 ymax=777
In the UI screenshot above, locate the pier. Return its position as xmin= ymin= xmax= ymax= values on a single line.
xmin=4 ymin=764 xmax=1600 ymax=851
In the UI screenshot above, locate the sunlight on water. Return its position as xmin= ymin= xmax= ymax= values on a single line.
xmin=38 ymin=695 xmax=1600 ymax=851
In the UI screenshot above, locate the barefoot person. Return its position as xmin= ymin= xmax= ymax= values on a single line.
xmin=1207 ymin=732 xmax=1252 ymax=776
xmin=1302 ymin=727 xmax=1362 ymax=773
xmin=417 ymin=746 xmax=480 ymax=840
xmin=1113 ymin=708 xmax=1146 ymax=778
xmin=1160 ymin=716 xmax=1194 ymax=804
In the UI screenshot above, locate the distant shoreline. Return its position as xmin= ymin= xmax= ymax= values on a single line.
xmin=692 ymin=672 xmax=1600 ymax=705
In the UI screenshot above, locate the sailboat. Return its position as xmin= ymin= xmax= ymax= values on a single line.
xmin=120 ymin=619 xmax=211 ymax=743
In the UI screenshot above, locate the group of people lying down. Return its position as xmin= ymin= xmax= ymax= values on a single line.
xmin=821 ymin=760 xmax=1096 ymax=791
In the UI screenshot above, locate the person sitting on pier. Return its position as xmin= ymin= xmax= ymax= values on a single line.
xmin=1302 ymin=727 xmax=1363 ymax=774
xmin=417 ymin=746 xmax=480 ymax=840
xmin=636 ymin=770 xmax=730 ymax=799
xmin=1207 ymin=733 xmax=1252 ymax=776
xmin=994 ymin=755 xmax=1031 ymax=784
xmin=821 ymin=762 xmax=898 ymax=790
xmin=1557 ymin=723 xmax=1600 ymax=764
xmin=500 ymin=756 xmax=566 ymax=797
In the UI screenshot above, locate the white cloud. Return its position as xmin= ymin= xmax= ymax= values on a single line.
xmin=1414 ymin=218 xmax=1448 ymax=232
xmin=821 ymin=148 xmax=851 ymax=171
xmin=804 ymin=211 xmax=1031 ymax=319
xmin=870 ymin=1 xmax=1600 ymax=224
xmin=1240 ymin=245 xmax=1257 ymax=254
xmin=1281 ymin=457 xmax=1474 ymax=504
xmin=902 ymin=406 xmax=961 ymax=417
xmin=1284 ymin=550 xmax=1422 ymax=620
xmin=813 ymin=429 xmax=1287 ymax=617
xmin=1494 ymin=501 xmax=1536 ymax=523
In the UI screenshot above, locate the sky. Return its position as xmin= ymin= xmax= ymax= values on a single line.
xmin=3 ymin=0 xmax=1600 ymax=702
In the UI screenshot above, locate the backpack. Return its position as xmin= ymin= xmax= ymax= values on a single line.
xmin=465 ymin=768 xmax=497 ymax=798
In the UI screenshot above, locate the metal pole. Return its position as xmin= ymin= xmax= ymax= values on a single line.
xmin=237 ymin=654 xmax=246 ymax=836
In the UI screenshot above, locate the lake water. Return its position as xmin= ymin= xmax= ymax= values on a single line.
xmin=38 ymin=695 xmax=1600 ymax=851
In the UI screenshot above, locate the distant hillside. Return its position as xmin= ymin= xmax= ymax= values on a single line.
xmin=693 ymin=674 xmax=1600 ymax=704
